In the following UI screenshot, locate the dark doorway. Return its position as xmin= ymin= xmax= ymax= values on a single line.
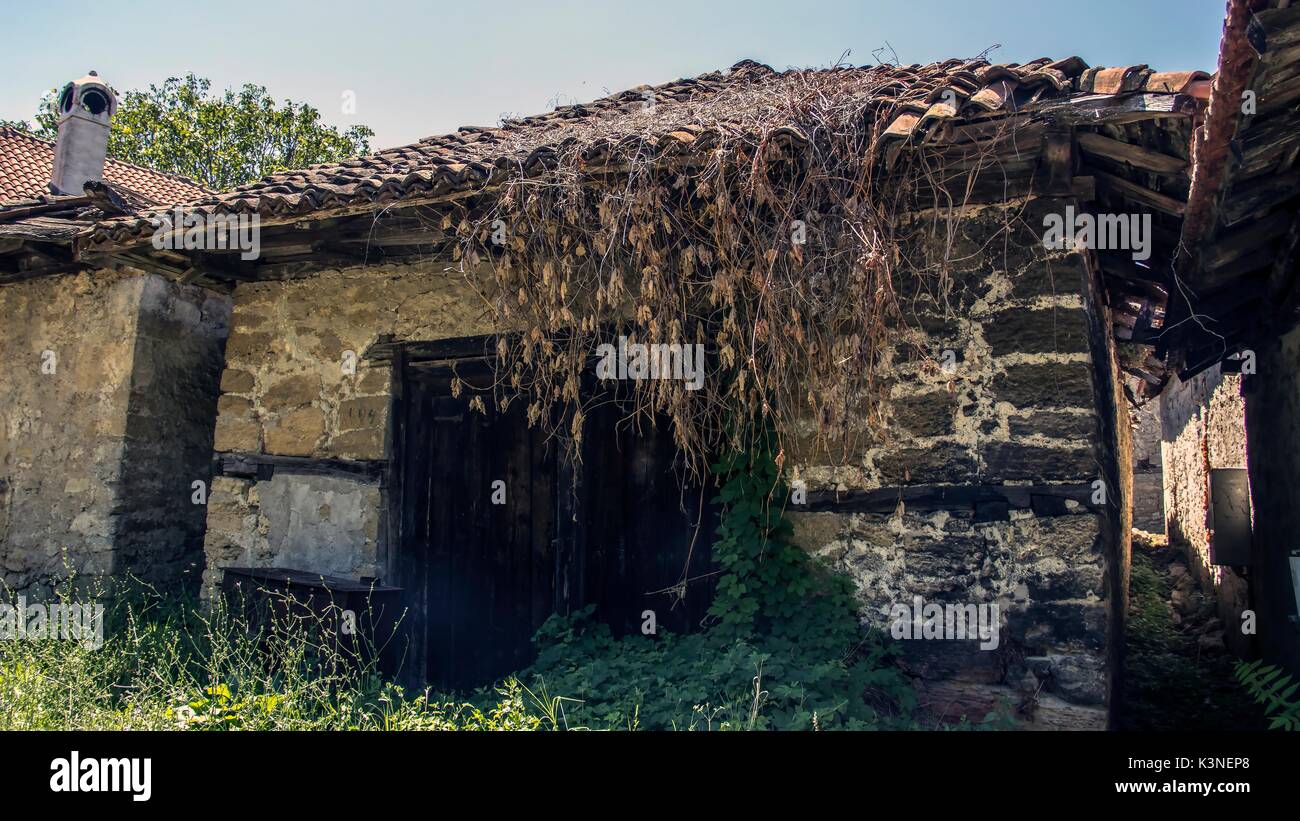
xmin=393 ymin=341 xmax=716 ymax=691
xmin=563 ymin=398 xmax=717 ymax=639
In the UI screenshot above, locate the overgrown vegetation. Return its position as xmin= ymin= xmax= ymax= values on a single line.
xmin=1119 ymin=533 xmax=1263 ymax=731
xmin=514 ymin=423 xmax=917 ymax=729
xmin=1235 ymin=660 xmax=1300 ymax=731
xmin=0 ymin=425 xmax=915 ymax=731
xmin=0 ymin=582 xmax=543 ymax=731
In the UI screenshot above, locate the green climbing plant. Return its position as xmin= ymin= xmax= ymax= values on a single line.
xmin=515 ymin=419 xmax=917 ymax=730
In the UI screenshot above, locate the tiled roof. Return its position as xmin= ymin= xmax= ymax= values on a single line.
xmin=0 ymin=126 xmax=210 ymax=205
xmin=80 ymin=57 xmax=1208 ymax=250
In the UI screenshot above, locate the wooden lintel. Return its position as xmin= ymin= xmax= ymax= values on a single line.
xmin=102 ymin=252 xmax=190 ymax=279
xmin=0 ymin=262 xmax=86 ymax=284
xmin=801 ymin=483 xmax=1098 ymax=517
xmin=214 ymin=451 xmax=386 ymax=482
xmin=364 ymin=333 xmax=498 ymax=364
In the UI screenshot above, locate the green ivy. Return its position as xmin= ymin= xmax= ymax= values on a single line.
xmin=514 ymin=421 xmax=916 ymax=730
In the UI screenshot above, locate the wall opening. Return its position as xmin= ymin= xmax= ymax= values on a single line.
xmin=391 ymin=338 xmax=716 ymax=691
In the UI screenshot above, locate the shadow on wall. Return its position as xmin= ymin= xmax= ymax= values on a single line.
xmin=115 ymin=275 xmax=231 ymax=595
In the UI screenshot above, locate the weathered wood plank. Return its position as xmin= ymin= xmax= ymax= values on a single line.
xmin=214 ymin=451 xmax=386 ymax=481
xmin=1219 ymin=167 xmax=1300 ymax=226
xmin=1249 ymin=4 xmax=1300 ymax=54
xmin=1034 ymin=92 xmax=1198 ymax=126
xmin=802 ymin=483 xmax=1098 ymax=515
xmin=1202 ymin=209 xmax=1294 ymax=271
xmin=1093 ymin=169 xmax=1187 ymax=215
xmin=1077 ymin=131 xmax=1188 ymax=175
xmin=1097 ymin=250 xmax=1169 ymax=286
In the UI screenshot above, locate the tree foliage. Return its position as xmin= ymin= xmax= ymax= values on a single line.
xmin=3 ymin=74 xmax=373 ymax=191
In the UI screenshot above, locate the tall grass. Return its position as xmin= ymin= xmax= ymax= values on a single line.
xmin=0 ymin=579 xmax=546 ymax=731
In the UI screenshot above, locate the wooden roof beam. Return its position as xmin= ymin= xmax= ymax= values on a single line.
xmin=1248 ymin=3 xmax=1300 ymax=54
xmin=1076 ymin=131 xmax=1188 ymax=175
xmin=1094 ymin=169 xmax=1186 ymax=215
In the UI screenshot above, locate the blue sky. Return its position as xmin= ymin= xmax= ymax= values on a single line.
xmin=1 ymin=0 xmax=1228 ymax=149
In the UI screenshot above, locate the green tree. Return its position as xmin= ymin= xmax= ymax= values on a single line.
xmin=2 ymin=74 xmax=373 ymax=191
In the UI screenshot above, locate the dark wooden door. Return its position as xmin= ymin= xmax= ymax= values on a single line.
xmin=398 ymin=357 xmax=715 ymax=691
xmin=402 ymin=373 xmax=557 ymax=692
xmin=566 ymin=401 xmax=717 ymax=637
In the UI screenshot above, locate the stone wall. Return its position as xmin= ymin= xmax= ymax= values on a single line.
xmin=204 ymin=472 xmax=384 ymax=588
xmin=786 ymin=198 xmax=1120 ymax=729
xmin=0 ymin=270 xmax=137 ymax=591
xmin=211 ymin=263 xmax=491 ymax=461
xmin=202 ymin=263 xmax=493 ymax=595
xmin=116 ymin=276 xmax=230 ymax=592
xmin=0 ymin=269 xmax=229 ymax=594
xmin=1159 ymin=365 xmax=1250 ymax=655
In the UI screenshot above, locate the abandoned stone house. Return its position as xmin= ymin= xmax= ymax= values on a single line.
xmin=2 ymin=0 xmax=1299 ymax=729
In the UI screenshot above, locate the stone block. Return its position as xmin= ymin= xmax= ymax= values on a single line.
xmin=875 ymin=442 xmax=977 ymax=485
xmin=1010 ymin=252 xmax=1085 ymax=299
xmin=330 ymin=427 xmax=385 ymax=461
xmin=1007 ymin=410 xmax=1095 ymax=440
xmin=891 ymin=390 xmax=959 ymax=437
xmin=981 ymin=441 xmax=1095 ymax=482
xmin=993 ymin=362 xmax=1094 ymax=409
xmin=262 ymin=373 xmax=322 ymax=412
xmin=213 ymin=414 xmax=261 ymax=452
xmin=264 ymin=407 xmax=325 ymax=456
xmin=338 ymin=396 xmax=388 ymax=433
xmin=983 ymin=307 xmax=1090 ymax=356
xmin=219 ymin=368 xmax=255 ymax=394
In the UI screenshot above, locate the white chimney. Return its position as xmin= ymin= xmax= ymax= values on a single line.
xmin=49 ymin=71 xmax=117 ymax=196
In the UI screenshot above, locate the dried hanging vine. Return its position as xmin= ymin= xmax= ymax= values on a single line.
xmin=440 ymin=64 xmax=1016 ymax=475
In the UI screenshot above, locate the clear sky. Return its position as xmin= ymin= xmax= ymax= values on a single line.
xmin=1 ymin=0 xmax=1228 ymax=150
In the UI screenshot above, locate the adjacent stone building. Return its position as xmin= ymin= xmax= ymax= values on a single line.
xmin=0 ymin=76 xmax=224 ymax=594
xmin=0 ymin=269 xmax=227 ymax=592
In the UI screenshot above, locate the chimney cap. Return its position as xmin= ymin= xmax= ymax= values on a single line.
xmin=55 ymin=72 xmax=117 ymax=119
